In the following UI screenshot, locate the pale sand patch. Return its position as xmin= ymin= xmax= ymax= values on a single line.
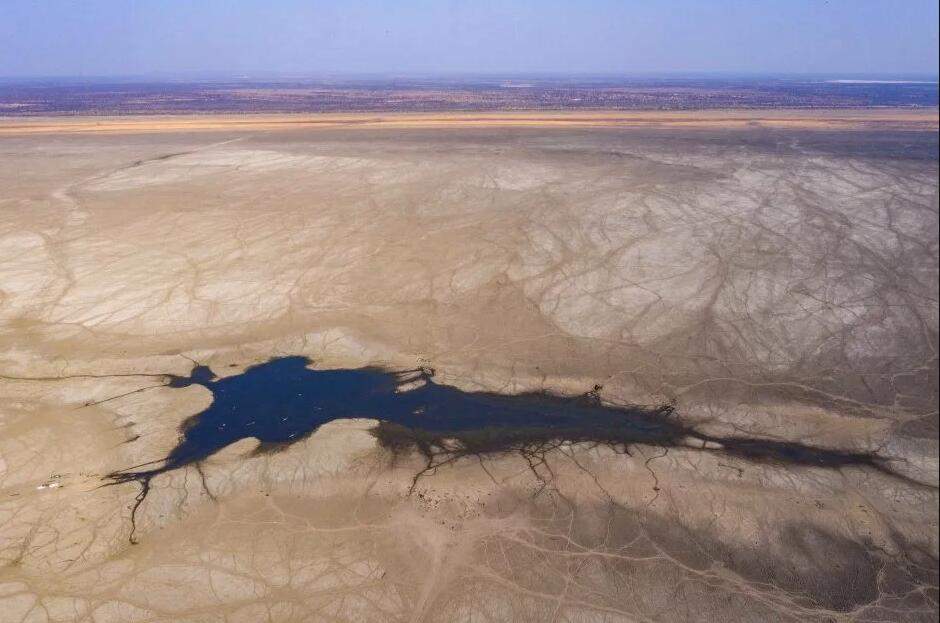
xmin=1 ymin=108 xmax=937 ymax=135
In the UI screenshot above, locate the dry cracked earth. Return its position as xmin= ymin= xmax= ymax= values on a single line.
xmin=0 ymin=117 xmax=938 ymax=622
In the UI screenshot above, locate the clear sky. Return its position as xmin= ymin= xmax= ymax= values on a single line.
xmin=2 ymin=0 xmax=938 ymax=78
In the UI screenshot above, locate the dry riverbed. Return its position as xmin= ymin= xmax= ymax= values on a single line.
xmin=1 ymin=112 xmax=937 ymax=622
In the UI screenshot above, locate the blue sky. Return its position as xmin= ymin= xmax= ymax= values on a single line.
xmin=2 ymin=0 xmax=937 ymax=77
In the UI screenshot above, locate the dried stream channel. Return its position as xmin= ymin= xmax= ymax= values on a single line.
xmin=106 ymin=356 xmax=907 ymax=540
xmin=2 ymin=122 xmax=937 ymax=621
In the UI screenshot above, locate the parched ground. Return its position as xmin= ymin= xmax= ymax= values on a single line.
xmin=0 ymin=113 xmax=937 ymax=622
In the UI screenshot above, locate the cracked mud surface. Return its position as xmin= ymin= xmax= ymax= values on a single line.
xmin=1 ymin=117 xmax=938 ymax=621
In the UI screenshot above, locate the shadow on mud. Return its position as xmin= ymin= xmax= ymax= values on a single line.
xmin=106 ymin=356 xmax=898 ymax=541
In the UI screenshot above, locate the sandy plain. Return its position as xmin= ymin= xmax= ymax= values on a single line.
xmin=0 ymin=111 xmax=937 ymax=622
xmin=1 ymin=109 xmax=938 ymax=135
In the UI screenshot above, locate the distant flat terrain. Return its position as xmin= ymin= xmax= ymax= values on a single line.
xmin=1 ymin=75 xmax=937 ymax=115
xmin=0 ymin=115 xmax=937 ymax=622
xmin=2 ymin=108 xmax=938 ymax=135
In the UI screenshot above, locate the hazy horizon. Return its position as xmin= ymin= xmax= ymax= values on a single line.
xmin=2 ymin=0 xmax=938 ymax=79
xmin=2 ymin=71 xmax=939 ymax=84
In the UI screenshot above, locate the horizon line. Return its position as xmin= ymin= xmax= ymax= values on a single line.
xmin=2 ymin=70 xmax=939 ymax=84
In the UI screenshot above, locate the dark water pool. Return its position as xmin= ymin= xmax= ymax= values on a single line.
xmin=106 ymin=356 xmax=896 ymax=541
